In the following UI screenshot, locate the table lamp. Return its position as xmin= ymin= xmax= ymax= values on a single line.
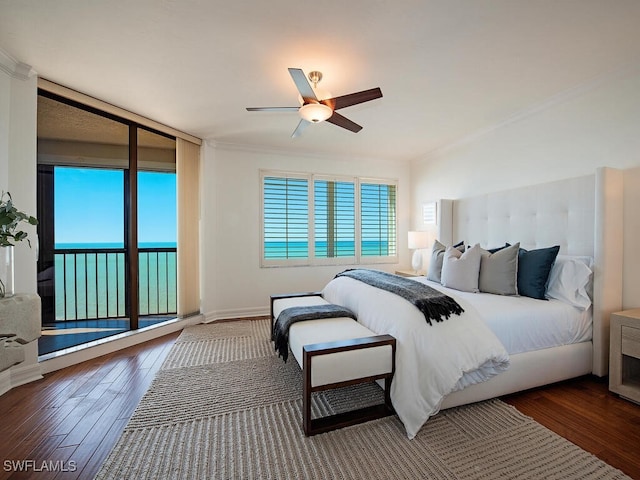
xmin=408 ymin=231 xmax=429 ymax=273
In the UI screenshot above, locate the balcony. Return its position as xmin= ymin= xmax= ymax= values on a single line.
xmin=39 ymin=246 xmax=177 ymax=355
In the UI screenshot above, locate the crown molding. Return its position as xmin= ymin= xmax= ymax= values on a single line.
xmin=209 ymin=139 xmax=408 ymax=165
xmin=414 ymin=59 xmax=640 ymax=165
xmin=0 ymin=49 xmax=36 ymax=80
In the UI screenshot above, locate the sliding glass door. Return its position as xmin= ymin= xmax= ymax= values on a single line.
xmin=37 ymin=92 xmax=177 ymax=354
xmin=54 ymin=166 xmax=126 ymax=321
xmin=137 ymin=128 xmax=177 ymax=318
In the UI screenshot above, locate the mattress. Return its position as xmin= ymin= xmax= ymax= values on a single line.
xmin=322 ymin=275 xmax=509 ymax=438
xmin=416 ymin=278 xmax=592 ymax=355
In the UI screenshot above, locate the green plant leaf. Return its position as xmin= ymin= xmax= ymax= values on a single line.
xmin=0 ymin=191 xmax=37 ymax=247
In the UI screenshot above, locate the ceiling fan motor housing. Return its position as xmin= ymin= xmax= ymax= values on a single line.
xmin=299 ymin=103 xmax=332 ymax=123
xmin=246 ymin=68 xmax=382 ymax=136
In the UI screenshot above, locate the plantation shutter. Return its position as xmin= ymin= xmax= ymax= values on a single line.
xmin=360 ymin=181 xmax=397 ymax=257
xmin=314 ymin=178 xmax=355 ymax=259
xmin=262 ymin=174 xmax=309 ymax=263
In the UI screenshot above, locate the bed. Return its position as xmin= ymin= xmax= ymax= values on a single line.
xmin=322 ymin=167 xmax=624 ymax=439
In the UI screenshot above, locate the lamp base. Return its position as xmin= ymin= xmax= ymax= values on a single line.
xmin=411 ymin=250 xmax=422 ymax=273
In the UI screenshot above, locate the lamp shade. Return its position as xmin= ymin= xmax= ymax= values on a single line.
xmin=299 ymin=103 xmax=333 ymax=123
xmin=408 ymin=231 xmax=429 ymax=249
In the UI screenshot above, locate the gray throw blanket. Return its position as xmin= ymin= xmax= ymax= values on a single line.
xmin=274 ymin=304 xmax=357 ymax=362
xmin=335 ymin=269 xmax=464 ymax=326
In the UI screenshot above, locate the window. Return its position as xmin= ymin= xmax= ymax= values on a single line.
xmin=263 ymin=175 xmax=309 ymax=262
xmin=37 ymin=90 xmax=179 ymax=355
xmin=314 ymin=177 xmax=356 ymax=259
xmin=360 ymin=181 xmax=397 ymax=257
xmin=261 ymin=170 xmax=397 ymax=266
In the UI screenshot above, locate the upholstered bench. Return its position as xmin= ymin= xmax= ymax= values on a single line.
xmin=270 ymin=292 xmax=396 ymax=436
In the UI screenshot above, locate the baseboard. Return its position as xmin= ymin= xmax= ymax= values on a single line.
xmin=10 ymin=362 xmax=43 ymax=388
xmin=0 ymin=369 xmax=11 ymax=396
xmin=203 ymin=307 xmax=269 ymax=323
xmin=0 ymin=361 xmax=43 ymax=396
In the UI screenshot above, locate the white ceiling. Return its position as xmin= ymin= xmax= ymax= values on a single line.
xmin=2 ymin=0 xmax=640 ymax=162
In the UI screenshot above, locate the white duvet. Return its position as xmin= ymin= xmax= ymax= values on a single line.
xmin=322 ymin=276 xmax=510 ymax=439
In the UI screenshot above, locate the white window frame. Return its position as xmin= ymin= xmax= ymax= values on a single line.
xmin=358 ymin=177 xmax=398 ymax=265
xmin=260 ymin=170 xmax=398 ymax=267
xmin=312 ymin=174 xmax=358 ymax=266
xmin=260 ymin=171 xmax=310 ymax=267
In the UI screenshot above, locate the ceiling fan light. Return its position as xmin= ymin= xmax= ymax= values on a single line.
xmin=299 ymin=103 xmax=332 ymax=123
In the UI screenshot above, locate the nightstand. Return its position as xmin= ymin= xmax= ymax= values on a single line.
xmin=609 ymin=309 xmax=640 ymax=404
xmin=395 ymin=270 xmax=423 ymax=278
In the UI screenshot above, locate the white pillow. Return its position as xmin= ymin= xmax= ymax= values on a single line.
xmin=545 ymin=255 xmax=593 ymax=310
xmin=441 ymin=244 xmax=482 ymax=293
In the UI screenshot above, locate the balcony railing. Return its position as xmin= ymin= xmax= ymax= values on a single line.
xmin=53 ymin=247 xmax=177 ymax=321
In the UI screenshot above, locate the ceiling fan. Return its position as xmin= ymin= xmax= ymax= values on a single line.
xmin=246 ymin=68 xmax=383 ymax=138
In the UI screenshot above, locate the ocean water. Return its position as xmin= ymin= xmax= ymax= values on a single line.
xmin=54 ymin=240 xmax=393 ymax=320
xmin=53 ymin=243 xmax=177 ymax=321
xmin=55 ymin=242 xmax=177 ymax=250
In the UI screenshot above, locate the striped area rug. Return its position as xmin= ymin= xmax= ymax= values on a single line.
xmin=96 ymin=319 xmax=630 ymax=479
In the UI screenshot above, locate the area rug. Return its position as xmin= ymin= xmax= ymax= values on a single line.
xmin=95 ymin=319 xmax=630 ymax=479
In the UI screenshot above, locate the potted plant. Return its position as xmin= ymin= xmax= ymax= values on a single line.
xmin=0 ymin=192 xmax=38 ymax=298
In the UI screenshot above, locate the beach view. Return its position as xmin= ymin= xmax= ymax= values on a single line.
xmin=52 ymin=167 xmax=177 ymax=321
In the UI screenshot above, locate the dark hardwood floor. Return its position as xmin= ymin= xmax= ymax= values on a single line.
xmin=0 ymin=332 xmax=180 ymax=480
xmin=503 ymin=376 xmax=640 ymax=479
xmin=1 ymin=330 xmax=639 ymax=479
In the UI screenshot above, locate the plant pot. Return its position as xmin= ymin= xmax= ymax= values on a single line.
xmin=0 ymin=246 xmax=15 ymax=298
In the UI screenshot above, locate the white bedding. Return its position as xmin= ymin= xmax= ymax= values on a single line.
xmin=416 ymin=279 xmax=593 ymax=355
xmin=322 ymin=276 xmax=510 ymax=439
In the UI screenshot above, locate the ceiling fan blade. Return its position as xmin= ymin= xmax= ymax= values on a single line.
xmin=324 ymin=87 xmax=383 ymax=110
xmin=288 ymin=68 xmax=318 ymax=102
xmin=291 ymin=118 xmax=311 ymax=138
xmin=326 ymin=112 xmax=362 ymax=133
xmin=246 ymin=107 xmax=300 ymax=112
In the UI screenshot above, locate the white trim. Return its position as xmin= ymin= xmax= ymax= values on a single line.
xmin=260 ymin=170 xmax=398 ymax=267
xmin=260 ymin=170 xmax=311 ymax=268
xmin=0 ymin=342 xmax=43 ymax=396
xmin=0 ymin=48 xmax=36 ymax=80
xmin=210 ymin=139 xmax=406 ymax=165
xmin=0 ymin=370 xmax=11 ymax=397
xmin=8 ymin=362 xmax=43 ymax=390
xmin=39 ymin=315 xmax=203 ymax=374
xmin=203 ymin=307 xmax=268 ymax=323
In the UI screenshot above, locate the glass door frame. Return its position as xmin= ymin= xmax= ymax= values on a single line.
xmin=37 ymin=89 xmax=176 ymax=331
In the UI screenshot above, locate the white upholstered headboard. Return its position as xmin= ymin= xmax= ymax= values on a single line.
xmin=437 ymin=167 xmax=623 ymax=376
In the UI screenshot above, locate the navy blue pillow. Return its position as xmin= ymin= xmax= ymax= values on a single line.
xmin=517 ymin=245 xmax=560 ymax=299
xmin=487 ymin=243 xmax=510 ymax=254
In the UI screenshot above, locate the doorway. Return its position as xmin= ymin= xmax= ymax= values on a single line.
xmin=36 ymin=92 xmax=177 ymax=354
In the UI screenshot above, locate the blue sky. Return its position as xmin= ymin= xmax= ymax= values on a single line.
xmin=54 ymin=167 xmax=176 ymax=246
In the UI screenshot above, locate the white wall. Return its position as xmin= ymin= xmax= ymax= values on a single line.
xmin=0 ymin=51 xmax=38 ymax=295
xmin=0 ymin=51 xmax=40 ymax=388
xmin=410 ymin=64 xmax=640 ymax=309
xmin=201 ymin=144 xmax=411 ymax=320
